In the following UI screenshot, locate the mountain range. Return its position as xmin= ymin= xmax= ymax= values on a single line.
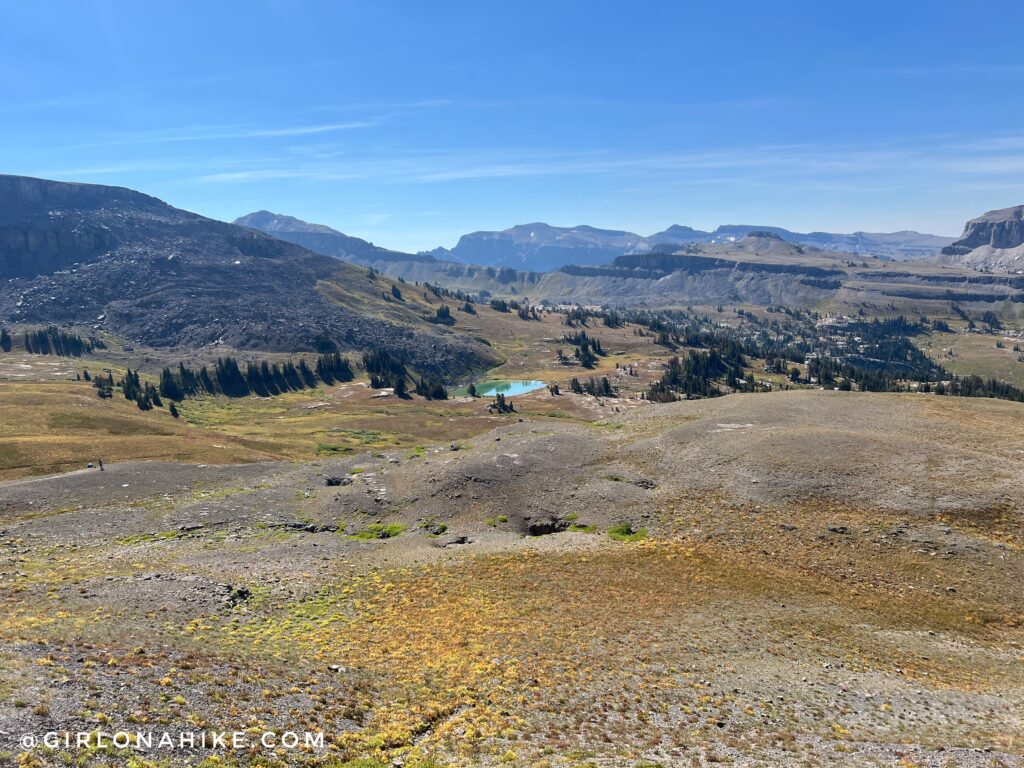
xmin=232 ymin=209 xmax=1023 ymax=310
xmin=234 ymin=211 xmax=955 ymax=274
xmin=0 ymin=175 xmax=496 ymax=378
xmin=423 ymin=222 xmax=955 ymax=271
xmin=3 ymin=176 xmax=1020 ymax=367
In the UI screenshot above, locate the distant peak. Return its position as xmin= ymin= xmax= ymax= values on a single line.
xmin=233 ymin=210 xmax=340 ymax=235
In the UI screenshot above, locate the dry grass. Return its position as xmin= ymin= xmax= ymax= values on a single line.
xmin=0 ymin=380 xmax=275 ymax=479
xmin=0 ymin=309 xmax=672 ymax=481
xmin=917 ymin=329 xmax=1024 ymax=387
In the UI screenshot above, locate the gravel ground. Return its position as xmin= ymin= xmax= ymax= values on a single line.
xmin=1 ymin=390 xmax=1021 ymax=767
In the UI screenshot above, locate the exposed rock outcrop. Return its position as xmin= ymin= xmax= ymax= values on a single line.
xmin=941 ymin=205 xmax=1024 ymax=273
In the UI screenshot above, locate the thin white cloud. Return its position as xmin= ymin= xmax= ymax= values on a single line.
xmin=74 ymin=121 xmax=376 ymax=149
xmin=176 ymin=144 xmax=925 ymax=186
xmin=35 ymin=129 xmax=1024 ymax=244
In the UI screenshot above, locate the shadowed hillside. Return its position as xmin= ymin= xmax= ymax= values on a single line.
xmin=0 ymin=176 xmax=497 ymax=378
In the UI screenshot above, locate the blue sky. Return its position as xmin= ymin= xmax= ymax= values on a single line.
xmin=2 ymin=1 xmax=1023 ymax=251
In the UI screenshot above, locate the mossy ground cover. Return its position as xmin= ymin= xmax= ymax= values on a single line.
xmin=4 ymin=520 xmax=1018 ymax=767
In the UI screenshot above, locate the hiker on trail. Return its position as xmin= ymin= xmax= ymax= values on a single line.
xmin=99 ymin=459 xmax=104 ymax=471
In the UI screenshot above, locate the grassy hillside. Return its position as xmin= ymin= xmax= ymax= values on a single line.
xmin=0 ymin=380 xmax=277 ymax=479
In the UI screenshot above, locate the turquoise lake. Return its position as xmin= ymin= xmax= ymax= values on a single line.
xmin=454 ymin=379 xmax=546 ymax=397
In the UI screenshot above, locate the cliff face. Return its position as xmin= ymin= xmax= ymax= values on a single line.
xmin=940 ymin=205 xmax=1024 ymax=272
xmin=0 ymin=176 xmax=177 ymax=279
xmin=0 ymin=225 xmax=118 ymax=278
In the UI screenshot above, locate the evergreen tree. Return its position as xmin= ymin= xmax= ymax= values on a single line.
xmin=271 ymin=362 xmax=288 ymax=393
xmin=246 ymin=361 xmax=268 ymax=396
xmin=431 ymin=304 xmax=455 ymax=325
xmin=159 ymin=367 xmax=184 ymax=401
xmin=283 ymin=361 xmax=303 ymax=391
xmin=214 ymin=357 xmax=249 ymax=397
xmin=488 ymin=393 xmax=515 ymax=413
xmin=298 ymin=359 xmax=317 ymax=388
xmin=21 ymin=326 xmax=100 ymax=357
xmin=121 ymin=368 xmax=142 ymax=401
xmin=198 ymin=366 xmax=216 ymax=394
xmin=414 ymin=375 xmax=448 ymax=400
xmin=316 ymin=353 xmax=354 ymax=385
xmin=363 ymin=348 xmax=407 ymax=390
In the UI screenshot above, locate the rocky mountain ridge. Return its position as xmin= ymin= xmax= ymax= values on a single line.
xmin=235 ymin=211 xmax=954 ymax=274
xmin=233 ymin=211 xmax=432 ymax=264
xmin=427 ymin=221 xmax=953 ymax=270
xmin=361 ymin=232 xmax=1022 ymax=310
xmin=0 ymin=176 xmax=496 ymax=378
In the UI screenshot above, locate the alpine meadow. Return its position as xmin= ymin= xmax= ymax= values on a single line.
xmin=1 ymin=3 xmax=1023 ymax=767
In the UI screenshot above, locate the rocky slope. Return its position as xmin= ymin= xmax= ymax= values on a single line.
xmin=0 ymin=176 xmax=496 ymax=378
xmin=941 ymin=204 xmax=1024 ymax=273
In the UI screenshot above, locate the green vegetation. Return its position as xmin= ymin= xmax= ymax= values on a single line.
xmin=564 ymin=330 xmax=605 ymax=368
xmin=349 ymin=523 xmax=406 ymax=540
xmin=317 ymin=443 xmax=354 ymax=455
xmin=156 ymin=353 xmax=352 ymax=403
xmin=22 ymin=326 xmax=104 ymax=356
xmin=488 ymin=392 xmax=516 ymax=414
xmin=429 ymin=304 xmax=455 ymax=326
xmin=360 ymin=347 xmax=448 ymax=399
xmin=608 ymin=522 xmax=648 ymax=542
xmin=647 ymin=350 xmax=736 ymax=402
xmin=116 ymin=530 xmax=179 ymax=545
xmin=569 ymin=375 xmax=616 ymax=397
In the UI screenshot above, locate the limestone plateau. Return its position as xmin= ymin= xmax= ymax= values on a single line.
xmin=941 ymin=204 xmax=1024 ymax=273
